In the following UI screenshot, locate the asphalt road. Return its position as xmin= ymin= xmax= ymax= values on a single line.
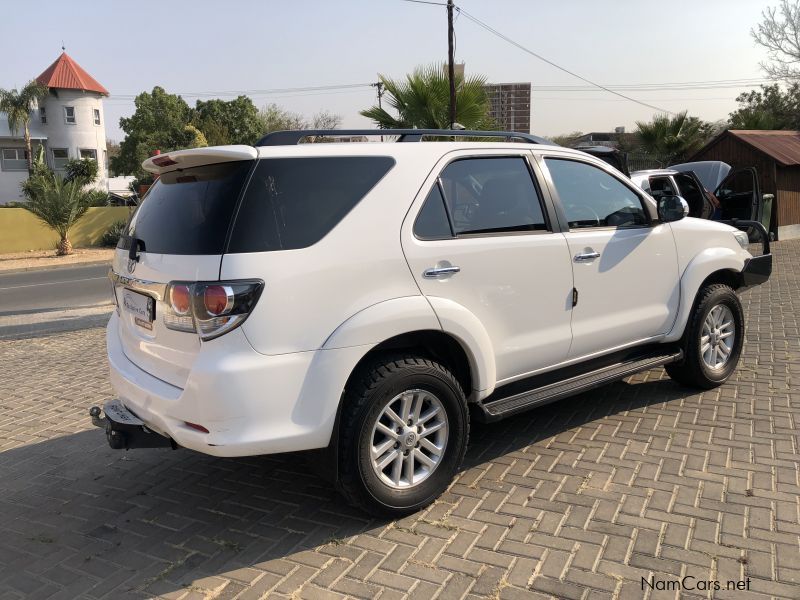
xmin=0 ymin=263 xmax=112 ymax=316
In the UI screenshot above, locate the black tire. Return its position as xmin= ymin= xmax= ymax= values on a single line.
xmin=665 ymin=284 xmax=744 ymax=389
xmin=337 ymin=355 xmax=469 ymax=517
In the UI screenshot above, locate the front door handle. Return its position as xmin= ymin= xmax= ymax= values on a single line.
xmin=423 ymin=265 xmax=461 ymax=278
xmin=574 ymin=251 xmax=601 ymax=262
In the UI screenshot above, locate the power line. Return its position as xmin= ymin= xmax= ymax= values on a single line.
xmin=397 ymin=0 xmax=447 ymax=5
xmin=455 ymin=6 xmax=676 ymax=115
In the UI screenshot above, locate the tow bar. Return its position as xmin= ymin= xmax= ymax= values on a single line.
xmin=89 ymin=400 xmax=176 ymax=450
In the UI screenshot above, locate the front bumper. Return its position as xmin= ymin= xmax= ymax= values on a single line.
xmin=105 ymin=312 xmax=367 ymax=457
xmin=740 ymin=253 xmax=772 ymax=289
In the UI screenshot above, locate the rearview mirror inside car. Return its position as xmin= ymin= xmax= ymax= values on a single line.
xmin=658 ymin=195 xmax=689 ymax=223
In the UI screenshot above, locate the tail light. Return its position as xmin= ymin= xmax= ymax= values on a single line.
xmin=164 ymin=280 xmax=263 ymax=341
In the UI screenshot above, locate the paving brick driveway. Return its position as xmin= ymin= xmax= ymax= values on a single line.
xmin=1 ymin=241 xmax=798 ymax=600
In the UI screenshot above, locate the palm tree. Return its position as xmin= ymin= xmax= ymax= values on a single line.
xmin=0 ymin=81 xmax=49 ymax=173
xmin=360 ymin=64 xmax=495 ymax=130
xmin=22 ymin=174 xmax=96 ymax=255
xmin=635 ymin=111 xmax=710 ymax=164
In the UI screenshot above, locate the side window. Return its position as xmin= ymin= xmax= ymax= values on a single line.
xmin=229 ymin=156 xmax=395 ymax=252
xmin=414 ymin=184 xmax=452 ymax=239
xmin=545 ymin=158 xmax=648 ymax=228
xmin=438 ymin=157 xmax=546 ymax=235
xmin=647 ymin=176 xmax=676 ymax=199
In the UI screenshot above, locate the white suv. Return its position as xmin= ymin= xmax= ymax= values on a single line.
xmin=93 ymin=130 xmax=772 ymax=516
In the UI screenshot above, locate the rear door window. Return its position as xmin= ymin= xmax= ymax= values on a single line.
xmin=123 ymin=161 xmax=252 ymax=255
xmin=438 ymin=157 xmax=547 ymax=235
xmin=229 ymin=156 xmax=395 ymax=252
xmin=414 ymin=184 xmax=453 ymax=240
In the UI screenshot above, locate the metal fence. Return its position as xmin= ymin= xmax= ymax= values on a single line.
xmin=626 ymin=152 xmax=671 ymax=172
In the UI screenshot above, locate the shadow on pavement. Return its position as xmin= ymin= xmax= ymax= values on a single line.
xmin=0 ymin=375 xmax=690 ymax=599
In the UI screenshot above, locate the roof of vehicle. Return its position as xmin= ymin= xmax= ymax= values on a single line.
xmin=142 ymin=135 xmax=599 ymax=176
xmin=630 ymin=169 xmax=679 ymax=178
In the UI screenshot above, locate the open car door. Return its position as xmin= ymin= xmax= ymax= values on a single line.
xmin=714 ymin=167 xmax=762 ymax=222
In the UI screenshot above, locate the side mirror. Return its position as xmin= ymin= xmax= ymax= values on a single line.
xmin=658 ymin=195 xmax=689 ymax=222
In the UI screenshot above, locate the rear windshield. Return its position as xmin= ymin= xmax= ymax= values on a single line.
xmin=122 ymin=156 xmax=395 ymax=256
xmin=228 ymin=156 xmax=395 ymax=252
xmin=123 ymin=161 xmax=252 ymax=255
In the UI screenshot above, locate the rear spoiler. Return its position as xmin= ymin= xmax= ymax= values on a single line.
xmin=141 ymin=145 xmax=258 ymax=175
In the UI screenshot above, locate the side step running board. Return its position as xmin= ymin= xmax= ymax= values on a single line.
xmin=478 ymin=350 xmax=683 ymax=422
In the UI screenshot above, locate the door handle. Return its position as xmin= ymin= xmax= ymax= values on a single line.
xmin=423 ymin=265 xmax=461 ymax=278
xmin=573 ymin=251 xmax=600 ymax=262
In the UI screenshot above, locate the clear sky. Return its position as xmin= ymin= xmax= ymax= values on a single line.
xmin=1 ymin=0 xmax=774 ymax=141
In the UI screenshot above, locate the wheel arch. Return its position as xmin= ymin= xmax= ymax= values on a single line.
xmin=663 ymin=248 xmax=747 ymax=343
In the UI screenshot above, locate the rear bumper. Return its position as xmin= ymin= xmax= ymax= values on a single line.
xmin=106 ymin=312 xmax=367 ymax=457
xmin=740 ymin=253 xmax=772 ymax=289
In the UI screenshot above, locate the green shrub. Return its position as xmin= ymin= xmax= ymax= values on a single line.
xmin=64 ymin=158 xmax=99 ymax=184
xmin=101 ymin=220 xmax=128 ymax=247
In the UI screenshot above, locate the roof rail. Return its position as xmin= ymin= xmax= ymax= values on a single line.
xmin=256 ymin=129 xmax=554 ymax=147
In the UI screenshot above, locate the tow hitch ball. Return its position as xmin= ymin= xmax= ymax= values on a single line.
xmin=89 ymin=404 xmax=175 ymax=450
xmin=89 ymin=406 xmax=127 ymax=449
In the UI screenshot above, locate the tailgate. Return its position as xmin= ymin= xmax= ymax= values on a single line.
xmin=111 ymin=154 xmax=254 ymax=388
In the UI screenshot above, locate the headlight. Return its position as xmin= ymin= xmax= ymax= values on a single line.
xmin=733 ymin=231 xmax=749 ymax=249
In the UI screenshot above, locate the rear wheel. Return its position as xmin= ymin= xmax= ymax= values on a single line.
xmin=666 ymin=284 xmax=744 ymax=389
xmin=337 ymin=355 xmax=469 ymax=517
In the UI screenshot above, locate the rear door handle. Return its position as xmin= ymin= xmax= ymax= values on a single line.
xmin=573 ymin=251 xmax=600 ymax=262
xmin=423 ymin=265 xmax=461 ymax=278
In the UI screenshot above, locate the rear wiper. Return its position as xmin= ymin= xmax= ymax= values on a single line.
xmin=128 ymin=237 xmax=146 ymax=263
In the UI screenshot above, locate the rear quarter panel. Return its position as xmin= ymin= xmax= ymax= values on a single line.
xmin=220 ymin=154 xmax=430 ymax=355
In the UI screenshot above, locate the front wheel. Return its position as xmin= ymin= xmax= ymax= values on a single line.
xmin=666 ymin=284 xmax=744 ymax=389
xmin=337 ymin=356 xmax=469 ymax=517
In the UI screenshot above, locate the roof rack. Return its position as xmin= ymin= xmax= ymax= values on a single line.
xmin=256 ymin=129 xmax=554 ymax=147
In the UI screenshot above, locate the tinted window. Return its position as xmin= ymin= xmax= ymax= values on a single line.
xmin=648 ymin=176 xmax=677 ymax=198
xmin=439 ymin=157 xmax=546 ymax=235
xmin=545 ymin=158 xmax=647 ymax=228
xmin=229 ymin=157 xmax=394 ymax=252
xmin=124 ymin=161 xmax=251 ymax=255
xmin=414 ymin=184 xmax=452 ymax=239
xmin=674 ymin=173 xmax=708 ymax=218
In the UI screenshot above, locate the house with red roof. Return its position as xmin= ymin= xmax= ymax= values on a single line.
xmin=0 ymin=52 xmax=109 ymax=203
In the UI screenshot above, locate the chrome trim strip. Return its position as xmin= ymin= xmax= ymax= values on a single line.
xmin=109 ymin=269 xmax=167 ymax=301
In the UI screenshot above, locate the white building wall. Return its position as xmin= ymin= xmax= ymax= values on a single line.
xmin=42 ymin=89 xmax=108 ymax=184
xmin=0 ymin=139 xmax=33 ymax=203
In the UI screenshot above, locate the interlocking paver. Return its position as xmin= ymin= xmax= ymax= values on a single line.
xmin=1 ymin=240 xmax=799 ymax=599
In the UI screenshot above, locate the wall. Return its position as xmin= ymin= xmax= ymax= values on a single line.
xmin=42 ymin=89 xmax=108 ymax=182
xmin=691 ymin=134 xmax=779 ymax=235
xmin=776 ymin=167 xmax=800 ymax=232
xmin=0 ymin=206 xmax=131 ymax=253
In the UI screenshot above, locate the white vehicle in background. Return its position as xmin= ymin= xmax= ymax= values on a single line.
xmin=91 ymin=129 xmax=772 ymax=516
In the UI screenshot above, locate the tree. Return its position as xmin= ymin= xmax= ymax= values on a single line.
xmin=310 ymin=110 xmax=342 ymax=130
xmin=752 ymin=0 xmax=800 ymax=81
xmin=64 ymin=158 xmax=99 ymax=184
xmin=258 ymin=103 xmax=308 ymax=133
xmin=106 ymin=139 xmax=120 ymax=175
xmin=550 ymin=131 xmax=583 ymax=146
xmin=0 ymin=81 xmax=49 ymax=173
xmin=360 ymin=64 xmax=494 ymax=130
xmin=111 ymin=87 xmax=197 ymax=177
xmin=194 ymin=96 xmax=262 ymax=145
xmin=21 ymin=174 xmax=97 ymax=255
xmin=635 ymin=111 xmax=712 ymax=164
xmin=728 ymin=83 xmax=800 ymax=129
xmin=256 ymin=103 xmax=342 ymax=135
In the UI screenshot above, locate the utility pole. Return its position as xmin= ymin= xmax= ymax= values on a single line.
xmin=447 ymin=0 xmax=456 ymax=129
xmin=371 ymin=81 xmax=385 ymax=140
xmin=371 ymin=81 xmax=385 ymax=109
